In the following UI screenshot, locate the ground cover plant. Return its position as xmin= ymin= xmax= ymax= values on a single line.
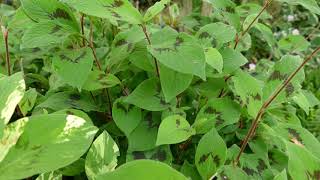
xmin=1 ymin=0 xmax=320 ymax=179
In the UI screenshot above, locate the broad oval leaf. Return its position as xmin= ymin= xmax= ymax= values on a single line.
xmin=0 ymin=114 xmax=98 ymax=179
xmin=96 ymin=160 xmax=188 ymax=180
xmin=63 ymin=0 xmax=143 ymax=25
xmin=277 ymin=0 xmax=320 ymax=15
xmin=220 ymin=48 xmax=248 ymax=74
xmin=159 ymin=64 xmax=193 ymax=102
xmin=195 ymin=128 xmax=227 ymax=180
xmin=112 ymin=98 xmax=142 ymax=136
xmin=82 ymin=70 xmax=120 ymax=91
xmin=204 ymin=47 xmax=223 ymax=73
xmin=143 ymin=0 xmax=170 ymax=22
xmin=148 ymin=27 xmax=206 ymax=80
xmin=52 ymin=48 xmax=93 ymax=90
xmin=0 ymin=72 xmax=25 ymax=138
xmin=125 ymin=78 xmax=176 ymax=111
xmin=85 ymin=131 xmax=120 ymax=179
xmin=156 ymin=115 xmax=195 ymax=146
xmin=196 ymin=22 xmax=236 ymax=48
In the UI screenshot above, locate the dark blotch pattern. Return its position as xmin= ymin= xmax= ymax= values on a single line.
xmin=132 ymin=151 xmax=146 ymax=159
xmin=243 ymin=167 xmax=256 ymax=176
xmin=50 ymin=8 xmax=71 ymax=20
xmin=199 ymin=32 xmax=210 ymax=39
xmin=257 ymin=159 xmax=267 ymax=172
xmin=288 ymin=128 xmax=303 ymax=144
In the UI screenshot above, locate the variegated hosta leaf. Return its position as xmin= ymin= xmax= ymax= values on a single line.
xmin=126 ymin=145 xmax=172 ymax=165
xmin=0 ymin=114 xmax=98 ymax=179
xmin=0 ymin=72 xmax=25 ymax=138
xmin=85 ymin=131 xmax=120 ymax=179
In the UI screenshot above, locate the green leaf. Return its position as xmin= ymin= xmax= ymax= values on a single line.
xmin=126 ymin=145 xmax=173 ymax=164
xmin=278 ymin=35 xmax=310 ymax=52
xmin=21 ymin=0 xmax=79 ymax=31
xmin=57 ymin=158 xmax=85 ymax=176
xmin=21 ymin=22 xmax=71 ymax=49
xmin=82 ymin=70 xmax=120 ymax=91
xmin=220 ymin=48 xmax=248 ymax=74
xmin=85 ymin=131 xmax=120 ymax=179
xmin=217 ymin=165 xmax=249 ymax=180
xmin=148 ymin=27 xmax=206 ymax=80
xmin=156 ymin=115 xmax=195 ymax=146
xmin=180 ymin=161 xmax=201 ymax=180
xmin=52 ymin=48 xmax=93 ymax=90
xmin=159 ymin=64 xmax=193 ymax=102
xmin=232 ymin=70 xmax=263 ymax=117
xmin=273 ymin=123 xmax=320 ymax=159
xmin=243 ymin=13 xmax=259 ymax=31
xmin=127 ymin=112 xmax=159 ymax=151
xmin=277 ymin=0 xmax=320 ymax=15
xmin=36 ymin=91 xmax=100 ymax=112
xmin=292 ymin=90 xmax=320 ymax=115
xmin=263 ymin=55 xmax=304 ymax=105
xmin=0 ymin=114 xmax=98 ymax=179
xmin=112 ymin=98 xmax=142 ymax=136
xmin=143 ymin=0 xmax=170 ymax=22
xmin=273 ymin=170 xmax=287 ymax=180
xmin=193 ymin=98 xmax=241 ymax=134
xmin=0 ymin=72 xmax=25 ymax=138
xmin=63 ymin=0 xmax=143 ymax=25
xmin=18 ymin=88 xmax=38 ymax=116
xmin=204 ymin=47 xmax=223 ymax=73
xmin=196 ymin=22 xmax=237 ymax=48
xmin=125 ymin=78 xmax=176 ymax=111
xmin=96 ymin=160 xmax=187 ymax=180
xmin=286 ymin=143 xmax=320 ymax=180
xmin=195 ymin=128 xmax=227 ymax=180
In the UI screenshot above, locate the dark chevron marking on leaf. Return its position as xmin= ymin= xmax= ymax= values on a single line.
xmin=98 ymin=73 xmax=106 ymax=80
xmin=253 ymin=93 xmax=262 ymax=101
xmin=115 ymin=39 xmax=127 ymax=47
xmin=66 ymin=110 xmax=74 ymax=115
xmin=287 ymin=128 xmax=303 ymax=144
xmin=69 ymin=94 xmax=81 ymax=101
xmin=116 ymin=102 xmax=128 ymax=113
xmin=60 ymin=54 xmax=74 ymax=62
xmin=50 ymin=8 xmax=71 ymax=20
xmin=225 ymin=6 xmax=235 ymax=13
xmin=176 ymin=119 xmax=180 ymax=128
xmin=243 ymin=167 xmax=256 ymax=176
xmin=145 ymin=112 xmax=157 ymax=129
xmin=204 ymin=107 xmax=217 ymax=114
xmin=31 ymin=145 xmax=42 ymax=151
xmin=32 ymin=47 xmax=41 ymax=52
xmin=285 ymin=83 xmax=295 ymax=96
xmin=268 ymin=70 xmax=287 ymax=81
xmin=213 ymin=155 xmax=221 ymax=167
xmin=50 ymin=25 xmax=61 ymax=34
xmin=174 ymin=37 xmax=184 ymax=50
xmin=112 ymin=0 xmax=124 ymax=7
xmin=127 ymin=43 xmax=133 ymax=52
xmin=199 ymin=32 xmax=210 ymax=39
xmin=132 ymin=151 xmax=146 ymax=159
xmin=198 ymin=153 xmax=210 ymax=164
xmin=112 ymin=11 xmax=121 ymax=18
xmin=74 ymin=51 xmax=87 ymax=63
xmin=215 ymin=115 xmax=225 ymax=127
xmin=151 ymin=149 xmax=167 ymax=161
xmin=211 ymin=38 xmax=217 ymax=47
xmin=154 ymin=47 xmax=173 ymax=53
xmin=257 ymin=159 xmax=267 ymax=173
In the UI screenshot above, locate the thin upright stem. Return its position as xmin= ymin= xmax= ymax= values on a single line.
xmin=88 ymin=21 xmax=112 ymax=115
xmin=80 ymin=14 xmax=86 ymax=47
xmin=140 ymin=24 xmax=160 ymax=77
xmin=234 ymin=46 xmax=320 ymax=166
xmin=234 ymin=0 xmax=273 ymax=49
xmin=89 ymin=22 xmax=102 ymax=70
xmin=2 ymin=27 xmax=11 ymax=75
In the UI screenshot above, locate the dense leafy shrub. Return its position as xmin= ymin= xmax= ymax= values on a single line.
xmin=1 ymin=0 xmax=320 ymax=179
